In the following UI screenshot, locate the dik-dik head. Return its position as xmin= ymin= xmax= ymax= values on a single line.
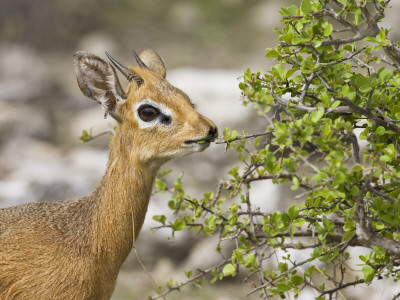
xmin=73 ymin=49 xmax=217 ymax=163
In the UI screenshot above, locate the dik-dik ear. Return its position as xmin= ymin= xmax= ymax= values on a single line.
xmin=73 ymin=51 xmax=127 ymax=119
xmin=136 ymin=49 xmax=166 ymax=79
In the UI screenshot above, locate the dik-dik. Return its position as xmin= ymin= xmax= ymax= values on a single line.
xmin=0 ymin=49 xmax=217 ymax=299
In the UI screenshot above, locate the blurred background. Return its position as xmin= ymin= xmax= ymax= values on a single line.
xmin=1 ymin=0 xmax=400 ymax=299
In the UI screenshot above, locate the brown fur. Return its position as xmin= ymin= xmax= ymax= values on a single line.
xmin=0 ymin=53 xmax=217 ymax=300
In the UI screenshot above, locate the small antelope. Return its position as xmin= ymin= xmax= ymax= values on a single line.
xmin=0 ymin=49 xmax=217 ymax=300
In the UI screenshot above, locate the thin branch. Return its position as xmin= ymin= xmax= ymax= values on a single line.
xmin=214 ymin=132 xmax=273 ymax=144
xmin=289 ymin=145 xmax=320 ymax=173
xmin=244 ymin=182 xmax=268 ymax=297
xmin=269 ymin=88 xmax=353 ymax=114
xmin=355 ymin=188 xmax=400 ymax=255
xmin=244 ymin=173 xmax=313 ymax=190
xmin=148 ymin=259 xmax=230 ymax=300
xmin=339 ymin=97 xmax=400 ymax=134
xmin=319 ymin=47 xmax=367 ymax=66
xmin=365 ymin=179 xmax=398 ymax=204
xmin=79 ymin=128 xmax=114 ymax=143
xmin=319 ymin=279 xmax=365 ymax=297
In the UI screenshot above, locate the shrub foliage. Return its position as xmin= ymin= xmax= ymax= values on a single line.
xmin=151 ymin=0 xmax=400 ymax=299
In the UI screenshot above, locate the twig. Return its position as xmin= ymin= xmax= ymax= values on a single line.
xmin=214 ymin=132 xmax=273 ymax=144
xmin=319 ymin=279 xmax=365 ymax=297
xmin=289 ymin=145 xmax=320 ymax=173
xmin=148 ymin=259 xmax=230 ymax=300
xmin=79 ymin=128 xmax=114 ymax=143
xmin=355 ymin=189 xmax=400 ymax=255
xmin=364 ymin=179 xmax=397 ymax=204
xmin=244 ymin=173 xmax=313 ymax=190
xmin=269 ymin=88 xmax=353 ymax=114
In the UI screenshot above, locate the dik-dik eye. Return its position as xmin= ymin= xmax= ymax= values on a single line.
xmin=138 ymin=105 xmax=159 ymax=122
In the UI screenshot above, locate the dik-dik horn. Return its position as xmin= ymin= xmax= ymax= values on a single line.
xmin=0 ymin=49 xmax=218 ymax=300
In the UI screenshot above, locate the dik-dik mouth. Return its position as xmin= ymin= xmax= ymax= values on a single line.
xmin=183 ymin=138 xmax=212 ymax=152
xmin=184 ymin=138 xmax=212 ymax=145
xmin=184 ymin=127 xmax=218 ymax=149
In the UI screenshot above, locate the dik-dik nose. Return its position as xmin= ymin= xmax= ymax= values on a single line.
xmin=207 ymin=126 xmax=218 ymax=142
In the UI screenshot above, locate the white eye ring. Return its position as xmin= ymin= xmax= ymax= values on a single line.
xmin=134 ymin=99 xmax=172 ymax=128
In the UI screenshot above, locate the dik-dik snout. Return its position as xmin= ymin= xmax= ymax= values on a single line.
xmin=124 ymin=74 xmax=218 ymax=161
xmin=74 ymin=49 xmax=218 ymax=162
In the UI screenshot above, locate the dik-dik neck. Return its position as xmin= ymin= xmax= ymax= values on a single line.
xmin=89 ymin=131 xmax=159 ymax=266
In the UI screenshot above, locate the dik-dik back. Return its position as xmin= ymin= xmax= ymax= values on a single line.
xmin=0 ymin=50 xmax=217 ymax=300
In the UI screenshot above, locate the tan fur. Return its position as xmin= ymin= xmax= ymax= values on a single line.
xmin=0 ymin=51 xmax=217 ymax=300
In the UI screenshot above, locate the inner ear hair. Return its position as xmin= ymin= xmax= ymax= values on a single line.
xmin=73 ymin=51 xmax=126 ymax=119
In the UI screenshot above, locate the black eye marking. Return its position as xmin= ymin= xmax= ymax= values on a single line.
xmin=161 ymin=115 xmax=172 ymax=125
xmin=138 ymin=105 xmax=159 ymax=122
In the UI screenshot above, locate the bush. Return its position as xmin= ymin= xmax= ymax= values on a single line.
xmin=151 ymin=0 xmax=400 ymax=299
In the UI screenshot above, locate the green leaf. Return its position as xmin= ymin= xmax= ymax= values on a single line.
xmin=273 ymin=64 xmax=286 ymax=80
xmin=222 ymin=264 xmax=236 ymax=277
xmin=292 ymin=36 xmax=311 ymax=45
xmin=354 ymin=74 xmax=371 ymax=93
xmin=384 ymin=144 xmax=395 ymax=158
xmin=305 ymin=265 xmax=315 ymax=277
xmin=364 ymin=36 xmax=378 ymax=44
xmin=274 ymin=123 xmax=287 ymax=140
xmin=300 ymin=0 xmax=312 ymax=14
xmin=288 ymin=204 xmax=300 ymax=220
xmin=323 ymin=23 xmax=333 ymax=37
xmin=354 ymin=9 xmax=362 ymax=25
xmin=379 ymin=155 xmax=391 ymax=162
xmin=245 ymin=253 xmax=257 ymax=266
xmin=378 ymin=28 xmax=386 ymax=43
xmin=155 ymin=179 xmax=167 ymax=192
xmin=342 ymin=231 xmax=355 ymax=242
xmin=152 ymin=215 xmax=167 ymax=225
xmin=166 ymin=278 xmax=173 ymax=289
xmin=331 ymin=100 xmax=341 ymax=108
xmin=234 ymin=250 xmax=244 ymax=263
xmin=168 ymin=200 xmax=175 ymax=210
xmin=351 ymin=186 xmax=360 ymax=196
xmin=342 ymin=85 xmax=356 ymax=101
xmin=291 ymin=275 xmax=304 ymax=286
xmin=266 ymin=49 xmax=279 ymax=58
xmin=293 ymin=218 xmax=305 ymax=227
xmin=278 ymin=262 xmax=288 ymax=273
xmin=264 ymin=151 xmax=276 ymax=172
xmin=359 ymin=128 xmax=369 ymax=140
xmin=362 ymin=265 xmax=375 ymax=283
xmin=333 ymin=171 xmax=346 ymax=185
xmin=229 ymin=130 xmax=238 ymax=141
xmin=276 ymin=283 xmax=292 ymax=292
xmin=185 ymin=270 xmax=193 ymax=278
xmin=289 ymin=224 xmax=296 ymax=238
xmin=171 ymin=217 xmax=186 ymax=231
xmin=311 ymin=109 xmax=324 ymax=123
xmin=378 ymin=69 xmax=391 ymax=84
xmin=375 ymin=126 xmax=386 ymax=135
xmin=79 ymin=128 xmax=93 ymax=143
xmin=291 ymin=176 xmax=300 ymax=190
xmin=311 ymin=247 xmax=322 ymax=258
